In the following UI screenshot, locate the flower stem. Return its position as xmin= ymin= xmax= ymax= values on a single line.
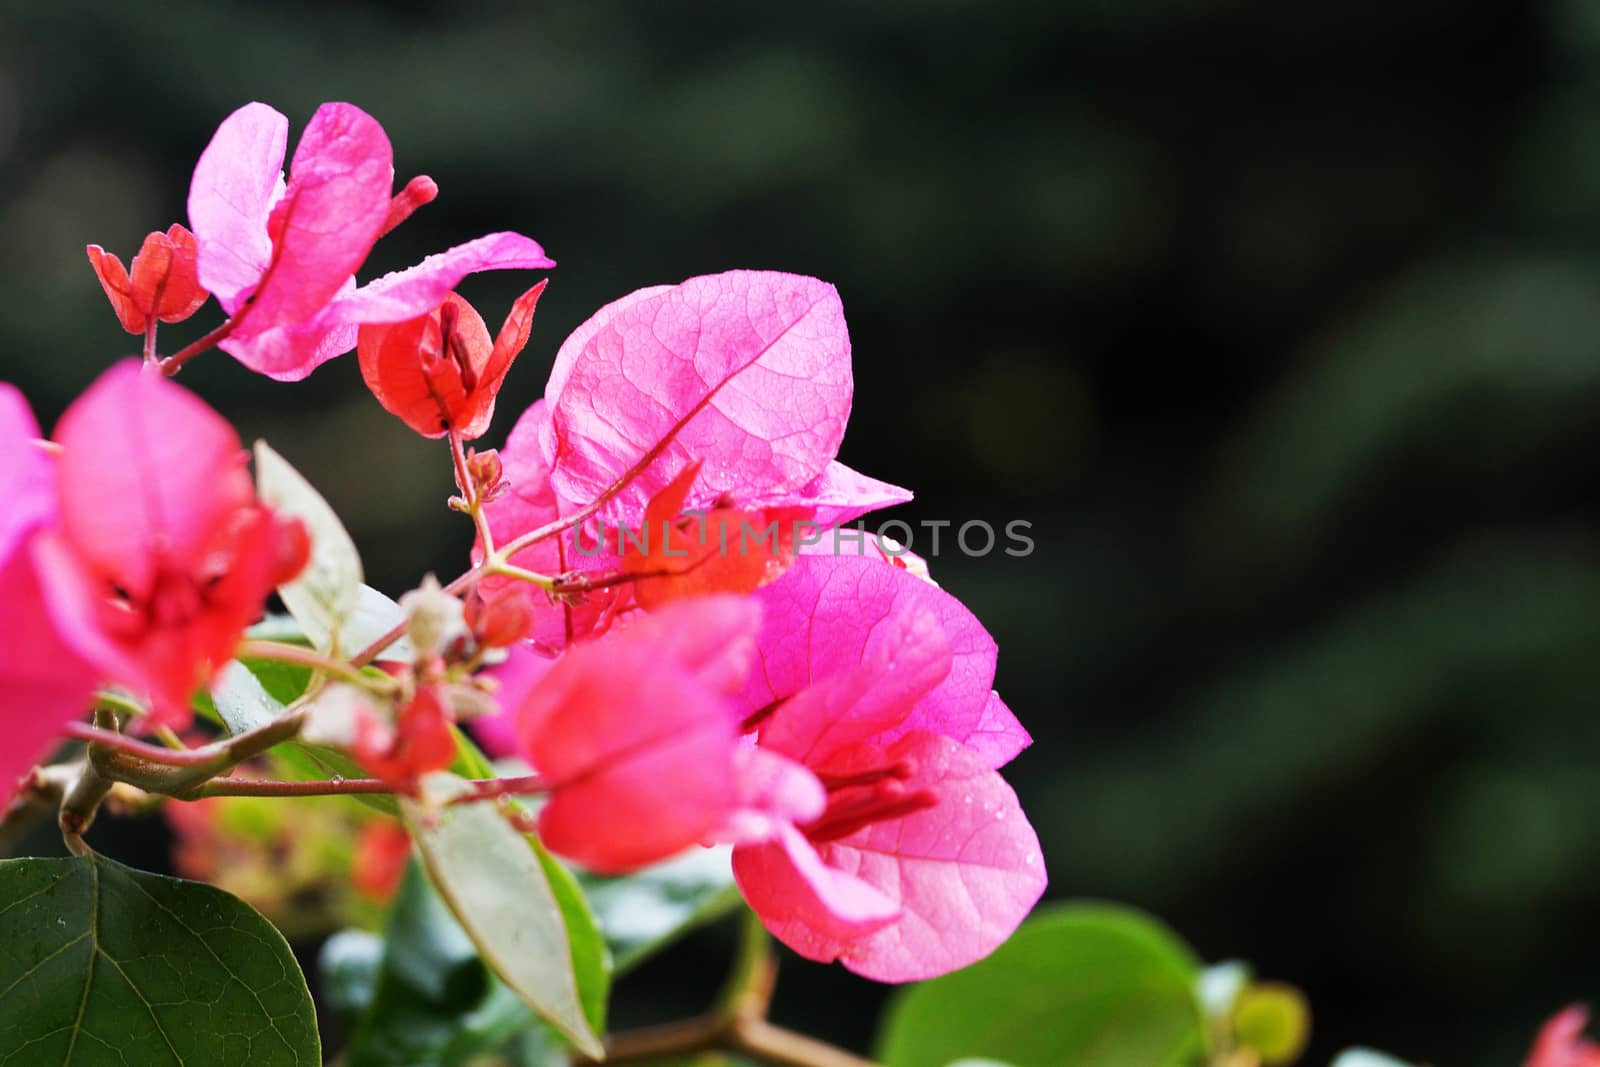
xmin=142 ymin=320 xmax=159 ymax=364
xmin=448 ymin=429 xmax=499 ymax=557
xmin=157 ymin=316 xmax=236 ymax=375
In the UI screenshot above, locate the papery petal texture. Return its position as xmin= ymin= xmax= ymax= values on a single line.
xmin=796 ymin=732 xmax=1045 ymax=982
xmin=743 ymin=554 xmax=1029 ymax=768
xmin=544 ymin=271 xmax=854 ymax=520
xmin=189 ymin=101 xmax=289 ymax=311
xmin=515 ymin=597 xmax=761 ymax=873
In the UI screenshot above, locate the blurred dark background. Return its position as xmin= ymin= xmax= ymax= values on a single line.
xmin=2 ymin=1 xmax=1596 ymax=1063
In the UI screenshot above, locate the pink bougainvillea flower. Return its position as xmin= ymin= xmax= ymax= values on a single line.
xmin=540 ymin=271 xmax=909 ymax=526
xmin=187 ymin=101 xmax=553 ymax=381
xmin=621 ymin=460 xmax=807 ymax=610
xmin=1526 ymin=1006 xmax=1600 ymax=1067
xmin=85 ymin=224 xmax=209 ymax=335
xmin=31 ymin=361 xmax=308 ymax=723
xmin=742 ymin=553 xmax=1031 ymax=770
xmin=0 ymin=385 xmax=97 ymax=810
xmin=722 ymin=553 xmax=1044 ymax=981
xmin=512 ymin=596 xmax=761 ymax=874
xmin=479 ymin=272 xmax=907 ymax=646
xmin=357 ymin=282 xmax=547 ymax=440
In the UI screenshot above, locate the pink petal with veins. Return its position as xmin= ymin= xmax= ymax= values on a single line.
xmin=808 ymin=732 xmax=1046 ymax=982
xmin=732 ymin=823 xmax=901 ymax=951
xmin=743 ymin=554 xmax=1029 ymax=768
xmin=188 ymin=101 xmax=288 ymax=311
xmin=544 ymin=271 xmax=853 ymax=521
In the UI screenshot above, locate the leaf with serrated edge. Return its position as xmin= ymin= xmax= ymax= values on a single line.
xmin=254 ymin=441 xmax=363 ymax=654
xmin=0 ymin=854 xmax=320 ymax=1066
xmin=402 ymin=776 xmax=604 ymax=1059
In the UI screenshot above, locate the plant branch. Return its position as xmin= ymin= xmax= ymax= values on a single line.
xmin=157 ymin=316 xmax=236 ymax=375
xmin=196 ymin=776 xmax=400 ymax=798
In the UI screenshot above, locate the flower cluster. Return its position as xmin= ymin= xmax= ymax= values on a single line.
xmin=0 ymin=100 xmax=1043 ymax=984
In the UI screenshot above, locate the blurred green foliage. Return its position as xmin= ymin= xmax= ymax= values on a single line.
xmin=1 ymin=1 xmax=1596 ymax=1063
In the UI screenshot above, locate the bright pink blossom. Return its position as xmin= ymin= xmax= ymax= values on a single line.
xmin=1527 ymin=1006 xmax=1600 ymax=1067
xmin=727 ymin=554 xmax=1044 ymax=981
xmin=512 ymin=597 xmax=761 ymax=874
xmin=479 ymin=273 xmax=909 ymax=647
xmin=32 ymin=361 xmax=308 ymax=723
xmin=187 ymin=101 xmax=553 ymax=381
xmin=0 ymin=385 xmax=96 ymax=809
xmin=85 ymin=224 xmax=209 ymax=335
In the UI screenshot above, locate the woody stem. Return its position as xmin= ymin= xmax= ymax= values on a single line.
xmin=581 ymin=908 xmax=879 ymax=1067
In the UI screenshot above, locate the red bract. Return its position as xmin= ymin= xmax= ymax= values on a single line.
xmin=622 ymin=461 xmax=805 ymax=609
xmin=726 ymin=554 xmax=1045 ymax=981
xmin=0 ymin=385 xmax=96 ymax=809
xmin=187 ymin=101 xmax=553 ymax=381
xmin=85 ymin=224 xmax=209 ymax=335
xmin=31 ymin=361 xmax=308 ymax=723
xmin=351 ymin=821 xmax=413 ymax=902
xmin=354 ymin=684 xmax=458 ymax=783
xmin=1527 ymin=1007 xmax=1600 ymax=1067
xmin=358 ymin=283 xmax=546 ymax=439
xmin=512 ymin=597 xmax=761 ymax=874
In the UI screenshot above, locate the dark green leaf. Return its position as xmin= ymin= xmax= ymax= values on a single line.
xmin=577 ymin=847 xmax=742 ymax=974
xmin=876 ymin=902 xmax=1207 ymax=1067
xmin=0 ymin=854 xmax=319 ymax=1066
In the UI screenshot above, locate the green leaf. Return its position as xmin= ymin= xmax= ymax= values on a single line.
xmin=577 ymin=846 xmax=742 ymax=974
xmin=1331 ymin=1052 xmax=1413 ymax=1067
xmin=342 ymin=865 xmax=538 ymax=1067
xmin=876 ymin=902 xmax=1207 ymax=1067
xmin=0 ymin=854 xmax=319 ymax=1066
xmin=254 ymin=441 xmax=363 ymax=655
xmin=402 ymin=778 xmax=606 ymax=1059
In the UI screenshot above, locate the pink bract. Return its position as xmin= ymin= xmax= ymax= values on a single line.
xmin=32 ymin=361 xmax=306 ymax=723
xmin=1527 ymin=1006 xmax=1600 ymax=1067
xmin=541 ymin=270 xmax=909 ymax=523
xmin=188 ymin=101 xmax=552 ymax=381
xmin=0 ymin=385 xmax=96 ymax=810
xmin=743 ymin=553 xmax=1031 ymax=769
xmin=513 ymin=596 xmax=761 ymax=874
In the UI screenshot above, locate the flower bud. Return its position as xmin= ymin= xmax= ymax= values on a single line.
xmin=399 ymin=574 xmax=467 ymax=659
